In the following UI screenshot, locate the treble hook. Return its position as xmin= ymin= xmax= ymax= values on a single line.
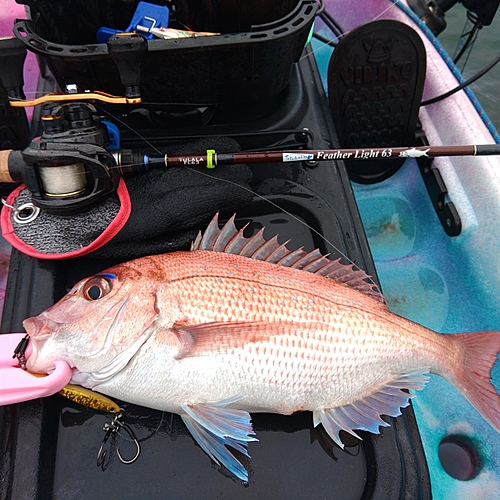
xmin=96 ymin=411 xmax=141 ymax=469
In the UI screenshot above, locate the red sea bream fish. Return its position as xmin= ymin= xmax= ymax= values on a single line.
xmin=24 ymin=214 xmax=500 ymax=480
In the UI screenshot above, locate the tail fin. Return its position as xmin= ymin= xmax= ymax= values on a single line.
xmin=448 ymin=331 xmax=500 ymax=432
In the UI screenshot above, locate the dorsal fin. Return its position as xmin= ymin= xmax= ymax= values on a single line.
xmin=191 ymin=213 xmax=386 ymax=303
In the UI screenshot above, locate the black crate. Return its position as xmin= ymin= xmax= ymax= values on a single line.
xmin=13 ymin=0 xmax=316 ymax=104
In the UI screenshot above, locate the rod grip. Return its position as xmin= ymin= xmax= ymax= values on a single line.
xmin=0 ymin=150 xmax=24 ymax=183
xmin=0 ymin=150 xmax=15 ymax=182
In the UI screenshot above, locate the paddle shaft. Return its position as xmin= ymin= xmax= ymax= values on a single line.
xmin=152 ymin=144 xmax=500 ymax=168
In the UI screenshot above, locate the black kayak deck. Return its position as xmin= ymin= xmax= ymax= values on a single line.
xmin=0 ymin=44 xmax=431 ymax=500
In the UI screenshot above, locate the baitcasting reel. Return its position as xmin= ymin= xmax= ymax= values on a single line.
xmin=1 ymin=101 xmax=119 ymax=215
xmin=0 ymin=34 xmax=149 ymax=215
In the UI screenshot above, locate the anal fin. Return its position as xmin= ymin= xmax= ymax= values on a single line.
xmin=314 ymin=368 xmax=430 ymax=448
xmin=180 ymin=396 xmax=257 ymax=481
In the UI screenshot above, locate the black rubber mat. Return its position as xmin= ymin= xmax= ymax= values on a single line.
xmin=328 ymin=19 xmax=426 ymax=183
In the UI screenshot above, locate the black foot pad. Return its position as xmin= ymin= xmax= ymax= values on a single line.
xmin=328 ymin=19 xmax=426 ymax=183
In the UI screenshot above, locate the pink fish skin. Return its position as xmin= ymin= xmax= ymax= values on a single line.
xmin=22 ymin=215 xmax=500 ymax=480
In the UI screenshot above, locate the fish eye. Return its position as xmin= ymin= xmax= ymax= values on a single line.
xmin=82 ymin=276 xmax=113 ymax=301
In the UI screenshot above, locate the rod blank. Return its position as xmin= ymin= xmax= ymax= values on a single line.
xmin=160 ymin=144 xmax=500 ymax=168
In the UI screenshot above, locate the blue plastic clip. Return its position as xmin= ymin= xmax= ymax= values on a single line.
xmin=97 ymin=1 xmax=170 ymax=43
xmin=102 ymin=121 xmax=121 ymax=150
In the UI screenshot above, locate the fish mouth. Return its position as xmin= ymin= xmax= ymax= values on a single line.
xmin=24 ymin=336 xmax=52 ymax=374
xmin=23 ymin=315 xmax=64 ymax=374
xmin=23 ymin=315 xmax=61 ymax=340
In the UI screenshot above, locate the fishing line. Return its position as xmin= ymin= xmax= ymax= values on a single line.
xmin=137 ymin=411 xmax=166 ymax=444
xmin=116 ymin=411 xmax=165 ymax=444
xmin=299 ymin=0 xmax=403 ymax=63
xmin=186 ymin=168 xmax=384 ymax=300
xmin=372 ymin=0 xmax=406 ymax=22
xmin=95 ymin=103 xmax=164 ymax=156
xmin=93 ymin=104 xmax=376 ymax=285
xmin=96 ymin=107 xmax=355 ymax=261
xmin=453 ymin=10 xmax=481 ymax=67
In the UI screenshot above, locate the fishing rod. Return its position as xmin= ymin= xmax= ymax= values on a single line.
xmin=2 ymin=142 xmax=500 ymax=213
xmin=134 ymin=144 xmax=500 ymax=169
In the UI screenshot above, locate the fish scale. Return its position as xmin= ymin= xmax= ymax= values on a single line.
xmin=160 ymin=290 xmax=429 ymax=413
xmin=162 ymin=253 xmax=383 ymax=323
xmin=23 ymin=214 xmax=500 ymax=481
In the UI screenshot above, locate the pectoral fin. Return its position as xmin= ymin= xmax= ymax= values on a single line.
xmin=314 ymin=368 xmax=430 ymax=448
xmin=180 ymin=396 xmax=257 ymax=481
xmin=173 ymin=320 xmax=312 ymax=359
